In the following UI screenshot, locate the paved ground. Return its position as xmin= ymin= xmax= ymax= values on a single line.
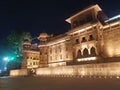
xmin=0 ymin=76 xmax=120 ymax=90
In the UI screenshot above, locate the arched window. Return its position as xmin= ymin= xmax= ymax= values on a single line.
xmin=90 ymin=47 xmax=96 ymax=56
xmin=59 ymin=47 xmax=61 ymax=52
xmin=55 ymin=56 xmax=57 ymax=60
xmin=83 ymin=48 xmax=89 ymax=56
xmin=55 ymin=48 xmax=57 ymax=53
xmin=82 ymin=37 xmax=87 ymax=42
xmin=33 ymin=62 xmax=36 ymax=65
xmin=60 ymin=55 xmax=62 ymax=59
xmin=76 ymin=39 xmax=79 ymax=44
xmin=50 ymin=48 xmax=52 ymax=54
xmin=77 ymin=50 xmax=82 ymax=58
xmin=50 ymin=56 xmax=52 ymax=61
xmin=26 ymin=57 xmax=29 ymax=59
xmin=89 ymin=35 xmax=94 ymax=41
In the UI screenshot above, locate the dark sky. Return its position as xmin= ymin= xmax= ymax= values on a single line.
xmin=0 ymin=0 xmax=120 ymax=38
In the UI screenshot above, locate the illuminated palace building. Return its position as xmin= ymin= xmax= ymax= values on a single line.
xmin=22 ymin=4 xmax=120 ymax=70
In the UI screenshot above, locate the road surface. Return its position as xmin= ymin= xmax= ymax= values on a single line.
xmin=0 ymin=76 xmax=120 ymax=90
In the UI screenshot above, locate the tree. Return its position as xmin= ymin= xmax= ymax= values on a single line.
xmin=6 ymin=30 xmax=32 ymax=56
xmin=5 ymin=30 xmax=32 ymax=71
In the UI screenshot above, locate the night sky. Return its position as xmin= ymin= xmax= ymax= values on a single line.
xmin=0 ymin=0 xmax=120 ymax=38
xmin=0 ymin=0 xmax=120 ymax=70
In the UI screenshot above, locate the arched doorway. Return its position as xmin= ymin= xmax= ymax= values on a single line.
xmin=83 ymin=48 xmax=89 ymax=57
xmin=77 ymin=49 xmax=82 ymax=58
xmin=90 ymin=47 xmax=96 ymax=56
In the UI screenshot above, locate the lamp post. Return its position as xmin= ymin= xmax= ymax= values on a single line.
xmin=3 ymin=57 xmax=9 ymax=71
xmin=3 ymin=57 xmax=9 ymax=62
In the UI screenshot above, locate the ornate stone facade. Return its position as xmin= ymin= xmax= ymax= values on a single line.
xmin=22 ymin=40 xmax=40 ymax=69
xmin=22 ymin=4 xmax=120 ymax=69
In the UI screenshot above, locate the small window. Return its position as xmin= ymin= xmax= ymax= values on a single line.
xmin=37 ymin=62 xmax=39 ymax=65
xmin=50 ymin=49 xmax=52 ymax=54
xmin=40 ymin=51 xmax=42 ymax=55
xmin=76 ymin=39 xmax=79 ymax=44
xmin=33 ymin=62 xmax=35 ymax=65
xmin=60 ymin=55 xmax=62 ymax=59
xmin=89 ymin=35 xmax=94 ymax=41
xmin=55 ymin=49 xmax=57 ymax=53
xmin=59 ymin=47 xmax=61 ymax=52
xmin=81 ymin=37 xmax=87 ymax=42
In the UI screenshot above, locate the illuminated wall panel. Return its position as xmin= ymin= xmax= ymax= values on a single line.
xmin=10 ymin=69 xmax=28 ymax=76
xmin=103 ymin=24 xmax=120 ymax=57
xmin=36 ymin=62 xmax=120 ymax=76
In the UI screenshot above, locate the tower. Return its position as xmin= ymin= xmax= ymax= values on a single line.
xmin=38 ymin=33 xmax=49 ymax=67
xmin=22 ymin=39 xmax=31 ymax=69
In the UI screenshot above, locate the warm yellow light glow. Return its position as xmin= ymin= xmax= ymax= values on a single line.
xmin=105 ymin=44 xmax=114 ymax=57
xmin=81 ymin=71 xmax=85 ymax=76
xmin=59 ymin=62 xmax=63 ymax=65
xmin=49 ymin=62 xmax=66 ymax=67
xmin=77 ymin=57 xmax=96 ymax=62
xmin=103 ymin=21 xmax=120 ymax=29
xmin=47 ymin=39 xmax=66 ymax=46
xmin=103 ymin=25 xmax=109 ymax=29
xmin=36 ymin=62 xmax=120 ymax=77
xmin=59 ymin=59 xmax=63 ymax=62
xmin=82 ymin=45 xmax=87 ymax=48
xmin=116 ymin=76 xmax=119 ymax=79
xmin=10 ymin=69 xmax=27 ymax=76
xmin=111 ymin=22 xmax=119 ymax=26
xmin=71 ymin=24 xmax=96 ymax=35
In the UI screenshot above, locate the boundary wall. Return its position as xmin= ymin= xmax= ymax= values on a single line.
xmin=36 ymin=62 xmax=120 ymax=76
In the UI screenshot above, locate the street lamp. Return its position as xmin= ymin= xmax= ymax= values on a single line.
xmin=3 ymin=57 xmax=9 ymax=62
xmin=3 ymin=57 xmax=9 ymax=71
